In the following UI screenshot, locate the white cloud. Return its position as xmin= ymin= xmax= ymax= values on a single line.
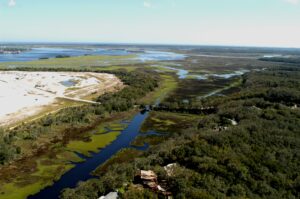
xmin=8 ymin=0 xmax=16 ymax=7
xmin=284 ymin=0 xmax=299 ymax=5
xmin=143 ymin=1 xmax=152 ymax=8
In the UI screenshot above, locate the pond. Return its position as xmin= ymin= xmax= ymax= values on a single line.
xmin=60 ymin=80 xmax=77 ymax=87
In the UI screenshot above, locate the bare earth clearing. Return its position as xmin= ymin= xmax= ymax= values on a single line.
xmin=0 ymin=71 xmax=123 ymax=127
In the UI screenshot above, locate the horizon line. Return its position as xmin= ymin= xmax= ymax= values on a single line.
xmin=0 ymin=41 xmax=300 ymax=50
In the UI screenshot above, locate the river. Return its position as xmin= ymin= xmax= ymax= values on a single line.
xmin=28 ymin=110 xmax=151 ymax=199
xmin=157 ymin=65 xmax=250 ymax=99
xmin=158 ymin=65 xmax=249 ymax=80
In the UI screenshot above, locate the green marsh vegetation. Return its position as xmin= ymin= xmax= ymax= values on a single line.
xmin=131 ymin=111 xmax=202 ymax=148
xmin=61 ymin=64 xmax=300 ymax=199
xmin=0 ymin=54 xmax=138 ymax=71
xmin=0 ymin=151 xmax=79 ymax=199
xmin=93 ymin=148 xmax=143 ymax=176
xmin=1 ymin=46 xmax=300 ymax=199
xmin=259 ymin=56 xmax=300 ymax=64
xmin=67 ymin=122 xmax=127 ymax=156
xmin=163 ymin=76 xmax=241 ymax=102
xmin=140 ymin=111 xmax=201 ymax=134
xmin=0 ymin=65 xmax=160 ymax=199
xmin=138 ymin=74 xmax=178 ymax=105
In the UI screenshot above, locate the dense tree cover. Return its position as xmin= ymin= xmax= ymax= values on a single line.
xmin=61 ymin=66 xmax=300 ymax=199
xmin=0 ymin=129 xmax=21 ymax=164
xmin=0 ymin=69 xmax=159 ymax=165
xmin=96 ymin=71 xmax=158 ymax=112
xmin=56 ymin=55 xmax=71 ymax=58
xmin=259 ymin=57 xmax=300 ymax=64
xmin=189 ymin=46 xmax=300 ymax=55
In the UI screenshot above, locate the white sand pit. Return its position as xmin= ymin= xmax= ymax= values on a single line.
xmin=0 ymin=71 xmax=123 ymax=127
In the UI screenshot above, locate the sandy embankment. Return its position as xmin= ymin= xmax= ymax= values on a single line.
xmin=0 ymin=71 xmax=123 ymax=127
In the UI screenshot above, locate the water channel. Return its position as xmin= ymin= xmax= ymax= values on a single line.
xmin=29 ymin=111 xmax=152 ymax=199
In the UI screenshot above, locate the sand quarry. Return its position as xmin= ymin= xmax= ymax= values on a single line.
xmin=0 ymin=71 xmax=123 ymax=127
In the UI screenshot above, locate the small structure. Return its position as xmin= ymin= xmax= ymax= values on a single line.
xmin=140 ymin=170 xmax=158 ymax=190
xmin=137 ymin=170 xmax=172 ymax=197
xmin=140 ymin=170 xmax=157 ymax=181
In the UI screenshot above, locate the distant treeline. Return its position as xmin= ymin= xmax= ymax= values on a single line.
xmin=153 ymin=106 xmax=216 ymax=115
xmin=190 ymin=46 xmax=300 ymax=55
xmin=259 ymin=57 xmax=300 ymax=64
xmin=56 ymin=55 xmax=71 ymax=58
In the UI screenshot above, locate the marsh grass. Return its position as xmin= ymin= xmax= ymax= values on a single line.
xmin=0 ymin=118 xmax=129 ymax=199
xmin=138 ymin=74 xmax=178 ymax=105
xmin=92 ymin=148 xmax=142 ymax=176
xmin=0 ymin=151 xmax=79 ymax=199
xmin=0 ymin=55 xmax=137 ymax=70
xmin=67 ymin=131 xmax=121 ymax=156
xmin=141 ymin=111 xmax=201 ymax=133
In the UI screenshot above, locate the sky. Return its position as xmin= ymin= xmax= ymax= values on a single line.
xmin=0 ymin=0 xmax=300 ymax=47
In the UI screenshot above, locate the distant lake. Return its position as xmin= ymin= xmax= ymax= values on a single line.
xmin=0 ymin=48 xmax=130 ymax=62
xmin=0 ymin=48 xmax=186 ymax=62
xmin=138 ymin=50 xmax=186 ymax=61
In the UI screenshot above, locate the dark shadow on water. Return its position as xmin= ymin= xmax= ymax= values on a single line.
xmin=140 ymin=131 xmax=165 ymax=136
xmin=131 ymin=143 xmax=150 ymax=151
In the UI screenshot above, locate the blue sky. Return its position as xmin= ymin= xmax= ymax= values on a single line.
xmin=0 ymin=0 xmax=300 ymax=47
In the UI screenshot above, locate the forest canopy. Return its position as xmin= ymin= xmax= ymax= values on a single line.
xmin=61 ymin=65 xmax=300 ymax=199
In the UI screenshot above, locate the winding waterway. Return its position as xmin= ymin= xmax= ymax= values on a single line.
xmin=28 ymin=111 xmax=151 ymax=199
xmin=157 ymin=65 xmax=250 ymax=99
xmin=159 ymin=65 xmax=249 ymax=80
